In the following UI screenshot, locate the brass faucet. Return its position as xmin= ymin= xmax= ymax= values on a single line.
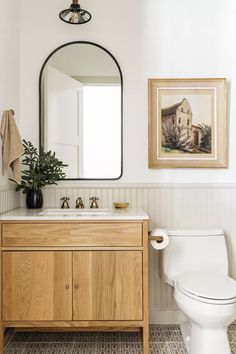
xmin=75 ymin=197 xmax=84 ymax=209
xmin=89 ymin=197 xmax=99 ymax=209
xmin=61 ymin=197 xmax=70 ymax=209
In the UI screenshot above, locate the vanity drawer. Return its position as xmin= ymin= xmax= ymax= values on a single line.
xmin=2 ymin=223 xmax=143 ymax=247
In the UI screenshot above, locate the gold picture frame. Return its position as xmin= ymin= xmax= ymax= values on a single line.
xmin=148 ymin=78 xmax=227 ymax=168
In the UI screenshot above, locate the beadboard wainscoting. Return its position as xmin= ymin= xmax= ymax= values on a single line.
xmin=20 ymin=183 xmax=236 ymax=324
xmin=0 ymin=186 xmax=20 ymax=214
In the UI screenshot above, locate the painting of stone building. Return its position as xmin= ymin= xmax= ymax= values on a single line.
xmin=161 ymin=98 xmax=212 ymax=154
xmin=149 ymin=78 xmax=227 ymax=168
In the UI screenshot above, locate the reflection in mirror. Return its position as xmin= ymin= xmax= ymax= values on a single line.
xmin=40 ymin=42 xmax=122 ymax=180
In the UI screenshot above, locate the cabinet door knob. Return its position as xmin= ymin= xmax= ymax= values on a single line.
xmin=65 ymin=284 xmax=70 ymax=290
xmin=74 ymin=284 xmax=79 ymax=290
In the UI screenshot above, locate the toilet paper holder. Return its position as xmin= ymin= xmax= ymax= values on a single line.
xmin=148 ymin=231 xmax=163 ymax=243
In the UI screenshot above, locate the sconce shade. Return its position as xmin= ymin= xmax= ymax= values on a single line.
xmin=59 ymin=0 xmax=91 ymax=24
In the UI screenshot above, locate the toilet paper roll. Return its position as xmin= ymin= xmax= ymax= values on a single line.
xmin=150 ymin=228 xmax=169 ymax=250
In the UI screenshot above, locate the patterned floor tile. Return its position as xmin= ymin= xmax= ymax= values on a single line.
xmin=229 ymin=327 xmax=236 ymax=342
xmin=6 ymin=342 xmax=74 ymax=354
xmin=150 ymin=330 xmax=183 ymax=343
xmin=230 ymin=343 xmax=236 ymax=354
xmin=73 ymin=342 xmax=143 ymax=354
xmin=150 ymin=324 xmax=180 ymax=332
xmin=72 ymin=342 xmax=99 ymax=354
xmin=12 ymin=331 xmax=141 ymax=344
xmin=12 ymin=332 xmax=76 ymax=343
xmin=152 ymin=342 xmax=188 ymax=354
xmin=4 ymin=324 xmax=236 ymax=353
xmin=150 ymin=343 xmax=172 ymax=354
xmin=72 ymin=331 xmax=140 ymax=343
xmin=5 ymin=343 xmax=27 ymax=354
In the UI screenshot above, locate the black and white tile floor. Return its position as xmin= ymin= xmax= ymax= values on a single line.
xmin=4 ymin=325 xmax=236 ymax=353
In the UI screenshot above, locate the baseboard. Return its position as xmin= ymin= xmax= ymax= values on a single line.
xmin=149 ymin=309 xmax=187 ymax=324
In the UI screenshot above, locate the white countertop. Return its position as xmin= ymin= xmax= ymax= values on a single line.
xmin=0 ymin=208 xmax=149 ymax=221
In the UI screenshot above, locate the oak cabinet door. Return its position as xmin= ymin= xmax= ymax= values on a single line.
xmin=3 ymin=252 xmax=72 ymax=321
xmin=73 ymin=251 xmax=143 ymax=321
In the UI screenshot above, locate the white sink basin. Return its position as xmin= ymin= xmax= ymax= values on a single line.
xmin=38 ymin=208 xmax=113 ymax=217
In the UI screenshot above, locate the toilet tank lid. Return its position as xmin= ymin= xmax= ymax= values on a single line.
xmin=167 ymin=229 xmax=224 ymax=237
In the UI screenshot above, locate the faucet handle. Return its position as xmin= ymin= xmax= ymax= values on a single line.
xmin=89 ymin=197 xmax=99 ymax=208
xmin=61 ymin=197 xmax=70 ymax=209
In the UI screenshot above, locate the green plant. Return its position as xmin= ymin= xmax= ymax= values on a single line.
xmin=199 ymin=124 xmax=212 ymax=153
xmin=162 ymin=124 xmax=192 ymax=152
xmin=13 ymin=140 xmax=67 ymax=193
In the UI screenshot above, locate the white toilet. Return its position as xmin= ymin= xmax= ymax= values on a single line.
xmin=161 ymin=229 xmax=236 ymax=354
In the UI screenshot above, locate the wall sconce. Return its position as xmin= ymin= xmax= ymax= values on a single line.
xmin=59 ymin=0 xmax=92 ymax=25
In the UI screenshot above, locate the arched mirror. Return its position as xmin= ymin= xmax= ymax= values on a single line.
xmin=39 ymin=42 xmax=123 ymax=180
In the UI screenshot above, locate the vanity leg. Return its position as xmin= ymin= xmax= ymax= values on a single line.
xmin=0 ymin=246 xmax=3 ymax=354
xmin=0 ymin=326 xmax=4 ymax=354
xmin=142 ymin=324 xmax=149 ymax=354
xmin=142 ymin=220 xmax=149 ymax=354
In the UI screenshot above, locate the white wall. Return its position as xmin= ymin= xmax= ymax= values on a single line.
xmin=19 ymin=0 xmax=236 ymax=183
xmin=0 ymin=0 xmax=20 ymax=186
xmin=142 ymin=0 xmax=236 ymax=183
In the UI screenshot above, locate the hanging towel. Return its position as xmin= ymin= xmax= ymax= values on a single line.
xmin=0 ymin=110 xmax=24 ymax=184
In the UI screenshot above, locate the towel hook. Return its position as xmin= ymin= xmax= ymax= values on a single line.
xmin=10 ymin=109 xmax=15 ymax=115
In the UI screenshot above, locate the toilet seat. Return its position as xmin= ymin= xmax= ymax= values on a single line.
xmin=176 ymin=271 xmax=236 ymax=305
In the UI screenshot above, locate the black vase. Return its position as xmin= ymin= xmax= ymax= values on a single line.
xmin=26 ymin=189 xmax=43 ymax=209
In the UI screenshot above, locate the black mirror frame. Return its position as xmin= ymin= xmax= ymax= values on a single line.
xmin=39 ymin=41 xmax=123 ymax=181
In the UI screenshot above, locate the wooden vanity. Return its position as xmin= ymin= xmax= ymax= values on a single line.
xmin=0 ymin=208 xmax=149 ymax=353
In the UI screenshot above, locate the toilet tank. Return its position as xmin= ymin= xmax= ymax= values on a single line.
xmin=161 ymin=229 xmax=229 ymax=286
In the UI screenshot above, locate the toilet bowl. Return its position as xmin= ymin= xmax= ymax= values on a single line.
xmin=160 ymin=229 xmax=236 ymax=354
xmin=174 ymin=271 xmax=236 ymax=354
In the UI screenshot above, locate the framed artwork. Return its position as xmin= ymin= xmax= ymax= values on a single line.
xmin=148 ymin=78 xmax=227 ymax=168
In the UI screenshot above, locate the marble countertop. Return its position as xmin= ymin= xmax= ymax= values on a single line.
xmin=0 ymin=208 xmax=149 ymax=221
